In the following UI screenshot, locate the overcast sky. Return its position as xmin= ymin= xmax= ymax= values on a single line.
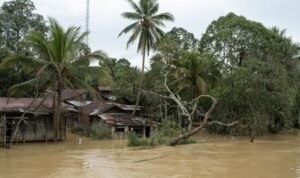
xmin=1 ymin=0 xmax=300 ymax=67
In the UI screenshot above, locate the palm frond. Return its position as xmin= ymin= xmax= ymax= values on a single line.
xmin=26 ymin=31 xmax=53 ymax=62
xmin=122 ymin=12 xmax=142 ymax=20
xmin=126 ymin=26 xmax=142 ymax=48
xmin=7 ymin=79 xmax=40 ymax=96
xmin=71 ymin=76 xmax=98 ymax=99
xmin=0 ymin=55 xmax=31 ymax=69
xmin=151 ymin=19 xmax=165 ymax=27
xmin=73 ymin=50 xmax=107 ymax=66
xmin=137 ymin=28 xmax=147 ymax=54
xmin=149 ymin=1 xmax=159 ymax=15
xmin=152 ymin=12 xmax=175 ymax=21
xmin=140 ymin=0 xmax=148 ymax=14
xmin=126 ymin=0 xmax=143 ymax=14
xmin=118 ymin=22 xmax=140 ymax=37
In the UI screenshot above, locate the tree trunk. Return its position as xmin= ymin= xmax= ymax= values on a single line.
xmin=164 ymin=97 xmax=168 ymax=120
xmin=169 ymin=101 xmax=218 ymax=146
xmin=133 ymin=52 xmax=146 ymax=115
xmin=3 ymin=115 xmax=6 ymax=148
xmin=193 ymin=78 xmax=197 ymax=99
xmin=53 ymin=82 xmax=62 ymax=142
xmin=250 ymin=131 xmax=255 ymax=143
xmin=187 ymin=115 xmax=193 ymax=131
xmin=178 ymin=106 xmax=181 ymax=128
xmin=53 ymin=92 xmax=58 ymax=142
xmin=298 ymin=110 xmax=300 ymax=128
xmin=56 ymin=89 xmax=62 ymax=141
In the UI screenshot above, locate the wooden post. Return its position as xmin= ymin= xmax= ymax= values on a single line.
xmin=64 ymin=116 xmax=67 ymax=141
xmin=298 ymin=110 xmax=300 ymax=127
xmin=3 ymin=115 xmax=6 ymax=148
xmin=45 ymin=117 xmax=48 ymax=143
xmin=143 ymin=126 xmax=146 ymax=138
xmin=23 ymin=122 xmax=25 ymax=143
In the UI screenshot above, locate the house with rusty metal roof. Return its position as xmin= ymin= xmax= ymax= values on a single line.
xmin=0 ymin=97 xmax=75 ymax=145
xmin=62 ymin=89 xmax=158 ymax=139
xmin=65 ymin=99 xmax=158 ymax=139
xmin=98 ymin=113 xmax=159 ymax=138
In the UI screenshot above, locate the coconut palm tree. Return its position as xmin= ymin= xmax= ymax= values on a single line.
xmin=0 ymin=18 xmax=106 ymax=141
xmin=174 ymin=51 xmax=220 ymax=99
xmin=119 ymin=0 xmax=174 ymax=114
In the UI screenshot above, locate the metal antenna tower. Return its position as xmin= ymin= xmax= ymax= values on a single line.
xmin=86 ymin=0 xmax=90 ymax=45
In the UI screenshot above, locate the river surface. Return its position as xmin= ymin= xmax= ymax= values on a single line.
xmin=0 ymin=131 xmax=300 ymax=178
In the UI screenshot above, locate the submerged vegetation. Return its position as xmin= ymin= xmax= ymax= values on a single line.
xmin=0 ymin=0 xmax=300 ymax=145
xmin=128 ymin=121 xmax=196 ymax=147
xmin=73 ymin=123 xmax=112 ymax=140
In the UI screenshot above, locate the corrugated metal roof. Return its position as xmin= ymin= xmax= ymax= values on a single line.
xmin=106 ymin=102 xmax=142 ymax=111
xmin=98 ymin=113 xmax=159 ymax=126
xmin=74 ymin=101 xmax=142 ymax=115
xmin=0 ymin=97 xmax=73 ymax=113
xmin=78 ymin=102 xmax=114 ymax=116
xmin=101 ymin=93 xmax=117 ymax=101
xmin=66 ymin=100 xmax=92 ymax=107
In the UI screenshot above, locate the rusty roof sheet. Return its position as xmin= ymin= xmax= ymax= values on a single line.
xmin=78 ymin=102 xmax=113 ymax=115
xmin=74 ymin=101 xmax=142 ymax=115
xmin=0 ymin=97 xmax=72 ymax=113
xmin=106 ymin=102 xmax=142 ymax=111
xmin=98 ymin=113 xmax=159 ymax=126
xmin=65 ymin=100 xmax=92 ymax=107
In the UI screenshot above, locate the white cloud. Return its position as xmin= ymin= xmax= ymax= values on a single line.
xmin=1 ymin=0 xmax=300 ymax=67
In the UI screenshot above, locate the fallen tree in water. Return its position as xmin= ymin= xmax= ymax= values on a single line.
xmin=144 ymin=73 xmax=238 ymax=146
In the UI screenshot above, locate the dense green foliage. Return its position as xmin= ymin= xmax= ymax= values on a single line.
xmin=0 ymin=0 xmax=299 ymax=139
xmin=99 ymin=58 xmax=139 ymax=103
xmin=0 ymin=0 xmax=47 ymax=96
xmin=118 ymin=13 xmax=300 ymax=136
xmin=202 ymin=13 xmax=300 ymax=135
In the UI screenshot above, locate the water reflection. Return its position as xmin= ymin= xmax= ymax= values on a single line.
xmin=0 ymin=131 xmax=300 ymax=178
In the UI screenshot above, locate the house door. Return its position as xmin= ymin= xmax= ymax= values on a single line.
xmin=6 ymin=122 xmax=12 ymax=142
xmin=145 ymin=127 xmax=151 ymax=138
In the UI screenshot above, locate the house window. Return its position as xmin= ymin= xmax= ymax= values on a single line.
xmin=115 ymin=127 xmax=125 ymax=133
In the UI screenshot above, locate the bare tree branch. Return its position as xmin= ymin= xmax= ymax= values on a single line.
xmin=141 ymin=72 xmax=238 ymax=146
xmin=207 ymin=121 xmax=239 ymax=127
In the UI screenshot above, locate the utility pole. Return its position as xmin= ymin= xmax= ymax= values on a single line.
xmin=86 ymin=0 xmax=90 ymax=45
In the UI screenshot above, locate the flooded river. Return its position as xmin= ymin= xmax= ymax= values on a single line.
xmin=0 ymin=131 xmax=300 ymax=178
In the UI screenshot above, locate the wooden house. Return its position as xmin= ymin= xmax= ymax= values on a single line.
xmin=0 ymin=97 xmax=73 ymax=144
xmin=98 ymin=113 xmax=159 ymax=139
xmin=67 ymin=100 xmax=158 ymax=138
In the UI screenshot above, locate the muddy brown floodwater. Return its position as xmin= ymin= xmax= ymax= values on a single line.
xmin=0 ymin=131 xmax=300 ymax=178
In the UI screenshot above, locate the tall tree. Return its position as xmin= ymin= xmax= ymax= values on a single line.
xmin=165 ymin=27 xmax=199 ymax=51
xmin=199 ymin=12 xmax=269 ymax=68
xmin=201 ymin=13 xmax=300 ymax=136
xmin=119 ymin=0 xmax=174 ymax=114
xmin=0 ymin=18 xmax=106 ymax=141
xmin=0 ymin=0 xmax=47 ymax=96
xmin=0 ymin=0 xmax=47 ymax=53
